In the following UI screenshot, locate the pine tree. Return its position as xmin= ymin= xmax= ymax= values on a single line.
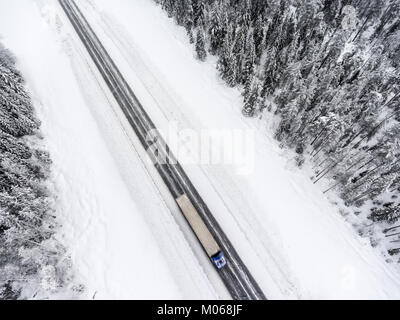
xmin=217 ymin=24 xmax=237 ymax=86
xmin=208 ymin=8 xmax=226 ymax=55
xmin=195 ymin=28 xmax=207 ymax=61
xmin=242 ymin=32 xmax=256 ymax=86
xmin=253 ymin=15 xmax=265 ymax=61
xmin=242 ymin=82 xmax=258 ymax=117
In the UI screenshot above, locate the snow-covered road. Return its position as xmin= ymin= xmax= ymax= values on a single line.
xmin=1 ymin=0 xmax=400 ymax=299
xmin=58 ymin=0 xmax=264 ymax=299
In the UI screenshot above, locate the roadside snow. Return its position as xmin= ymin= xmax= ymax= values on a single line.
xmin=79 ymin=0 xmax=400 ymax=299
xmin=0 ymin=0 xmax=221 ymax=299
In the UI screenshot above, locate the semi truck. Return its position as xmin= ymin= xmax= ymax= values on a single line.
xmin=176 ymin=194 xmax=227 ymax=269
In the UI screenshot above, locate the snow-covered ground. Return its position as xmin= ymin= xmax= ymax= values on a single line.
xmin=1 ymin=0 xmax=400 ymax=299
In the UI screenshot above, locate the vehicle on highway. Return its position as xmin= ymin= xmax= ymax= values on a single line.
xmin=211 ymin=251 xmax=227 ymax=269
xmin=176 ymin=194 xmax=227 ymax=269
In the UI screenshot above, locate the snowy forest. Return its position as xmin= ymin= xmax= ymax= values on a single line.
xmin=155 ymin=0 xmax=400 ymax=257
xmin=0 ymin=43 xmax=68 ymax=299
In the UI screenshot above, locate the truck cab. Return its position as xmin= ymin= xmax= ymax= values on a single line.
xmin=211 ymin=251 xmax=227 ymax=269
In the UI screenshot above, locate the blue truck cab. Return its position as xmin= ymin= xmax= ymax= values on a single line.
xmin=211 ymin=251 xmax=227 ymax=269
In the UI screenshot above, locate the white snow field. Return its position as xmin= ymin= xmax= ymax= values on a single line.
xmin=1 ymin=0 xmax=400 ymax=299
